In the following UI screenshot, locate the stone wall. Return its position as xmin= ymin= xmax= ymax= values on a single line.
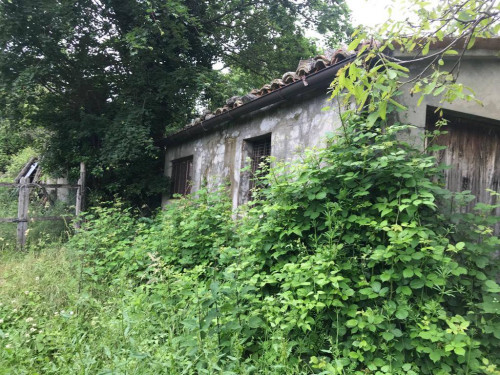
xmin=164 ymin=89 xmax=342 ymax=209
xmin=164 ymin=52 xmax=500 ymax=209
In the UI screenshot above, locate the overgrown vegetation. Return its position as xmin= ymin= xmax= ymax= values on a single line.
xmin=1 ymin=0 xmax=499 ymax=373
xmin=0 ymin=0 xmax=351 ymax=206
xmin=1 ymin=114 xmax=499 ymax=374
xmin=0 ymin=147 xmax=74 ymax=247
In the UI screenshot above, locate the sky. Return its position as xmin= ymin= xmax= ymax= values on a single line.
xmin=305 ymin=0 xmax=425 ymax=47
xmin=346 ymin=0 xmax=396 ymax=29
xmin=346 ymin=0 xmax=441 ymax=28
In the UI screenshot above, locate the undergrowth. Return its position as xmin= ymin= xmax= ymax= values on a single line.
xmin=0 ymin=116 xmax=499 ymax=374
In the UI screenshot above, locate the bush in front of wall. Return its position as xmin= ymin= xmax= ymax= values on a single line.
xmin=0 ymin=115 xmax=499 ymax=374
xmin=236 ymin=114 xmax=500 ymax=374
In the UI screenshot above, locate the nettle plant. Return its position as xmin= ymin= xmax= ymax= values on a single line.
xmin=229 ymin=1 xmax=500 ymax=373
xmin=239 ymin=114 xmax=499 ymax=374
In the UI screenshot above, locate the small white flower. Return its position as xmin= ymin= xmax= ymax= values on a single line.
xmin=30 ymin=327 xmax=36 ymax=332
xmin=4 ymin=333 xmax=9 ymax=338
xmin=24 ymin=291 xmax=29 ymax=295
xmin=25 ymin=333 xmax=30 ymax=337
xmin=25 ymin=317 xmax=34 ymax=323
xmin=5 ymin=344 xmax=11 ymax=349
xmin=12 ymin=308 xmax=17 ymax=313
xmin=0 ymin=319 xmax=4 ymax=324
xmin=69 ymin=311 xmax=74 ymax=315
xmin=54 ymin=312 xmax=59 ymax=316
xmin=35 ymin=277 xmax=40 ymax=281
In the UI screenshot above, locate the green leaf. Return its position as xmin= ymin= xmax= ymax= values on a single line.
xmin=348 ymin=37 xmax=362 ymax=51
xmin=371 ymin=281 xmax=382 ymax=293
xmin=485 ymin=280 xmax=500 ymax=293
xmin=382 ymin=331 xmax=394 ymax=341
xmin=346 ymin=319 xmax=358 ymax=328
xmin=422 ymin=42 xmax=430 ymax=56
xmin=389 ymin=98 xmax=407 ymax=111
xmin=396 ymin=309 xmax=408 ymax=320
xmin=410 ymin=279 xmax=425 ymax=289
xmin=400 ymin=286 xmax=412 ymax=295
xmin=316 ymin=191 xmax=327 ymax=200
xmin=403 ymin=268 xmax=414 ymax=278
xmin=378 ymin=100 xmax=387 ymax=120
xmin=248 ymin=316 xmax=264 ymax=329
xmin=430 ymin=351 xmax=441 ymax=362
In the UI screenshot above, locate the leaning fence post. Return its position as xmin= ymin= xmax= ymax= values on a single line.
xmin=75 ymin=162 xmax=86 ymax=229
xmin=17 ymin=177 xmax=29 ymax=249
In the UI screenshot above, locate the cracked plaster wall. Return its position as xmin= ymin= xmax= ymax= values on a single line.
xmin=396 ymin=56 xmax=500 ymax=147
xmin=164 ymin=55 xmax=500 ymax=209
xmin=164 ymin=89 xmax=341 ymax=209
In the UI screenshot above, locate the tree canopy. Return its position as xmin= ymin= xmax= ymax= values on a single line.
xmin=0 ymin=0 xmax=351 ymax=206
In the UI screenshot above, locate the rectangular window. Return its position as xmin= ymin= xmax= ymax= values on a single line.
xmin=236 ymin=133 xmax=273 ymax=204
xmin=171 ymin=156 xmax=193 ymax=196
xmin=248 ymin=135 xmax=272 ymax=192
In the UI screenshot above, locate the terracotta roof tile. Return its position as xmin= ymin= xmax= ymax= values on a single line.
xmin=164 ymin=37 xmax=499 ymax=143
xmin=179 ymin=46 xmax=356 ymax=133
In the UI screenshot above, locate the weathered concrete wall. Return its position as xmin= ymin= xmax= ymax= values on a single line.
xmin=396 ymin=54 xmax=500 ymax=147
xmin=164 ymin=89 xmax=342 ymax=209
xmin=164 ymin=53 xmax=500 ymax=209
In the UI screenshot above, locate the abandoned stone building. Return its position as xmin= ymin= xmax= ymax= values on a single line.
xmin=162 ymin=38 xmax=500 ymax=215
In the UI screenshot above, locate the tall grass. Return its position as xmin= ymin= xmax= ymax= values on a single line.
xmin=1 ymin=120 xmax=499 ymax=374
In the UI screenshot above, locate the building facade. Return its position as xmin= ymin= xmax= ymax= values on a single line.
xmin=162 ymin=39 xmax=500 ymax=215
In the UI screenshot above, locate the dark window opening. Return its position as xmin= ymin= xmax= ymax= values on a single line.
xmin=171 ymin=156 xmax=193 ymax=197
xmin=245 ymin=134 xmax=272 ymax=201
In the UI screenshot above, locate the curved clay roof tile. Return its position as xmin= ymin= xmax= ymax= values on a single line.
xmin=313 ymin=55 xmax=330 ymax=71
xmin=259 ymin=84 xmax=272 ymax=95
xmin=282 ymin=71 xmax=299 ymax=84
xmin=226 ymin=95 xmax=241 ymax=106
xmin=241 ymin=93 xmax=258 ymax=103
xmin=330 ymin=48 xmax=353 ymax=65
xmin=233 ymin=99 xmax=244 ymax=108
xmin=296 ymin=58 xmax=315 ymax=77
xmin=357 ymin=39 xmax=381 ymax=51
xmin=270 ymin=79 xmax=285 ymax=90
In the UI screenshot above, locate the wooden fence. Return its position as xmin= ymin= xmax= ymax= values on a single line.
xmin=0 ymin=162 xmax=86 ymax=248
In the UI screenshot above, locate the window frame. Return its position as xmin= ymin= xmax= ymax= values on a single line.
xmin=239 ymin=133 xmax=272 ymax=203
xmin=170 ymin=155 xmax=193 ymax=197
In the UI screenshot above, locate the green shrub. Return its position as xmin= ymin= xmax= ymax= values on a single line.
xmin=235 ymin=116 xmax=500 ymax=374
xmin=0 ymin=116 xmax=499 ymax=374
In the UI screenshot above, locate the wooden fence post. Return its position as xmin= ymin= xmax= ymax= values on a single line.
xmin=75 ymin=162 xmax=86 ymax=229
xmin=17 ymin=177 xmax=29 ymax=249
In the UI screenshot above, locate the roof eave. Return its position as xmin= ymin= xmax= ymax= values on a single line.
xmin=161 ymin=55 xmax=356 ymax=146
